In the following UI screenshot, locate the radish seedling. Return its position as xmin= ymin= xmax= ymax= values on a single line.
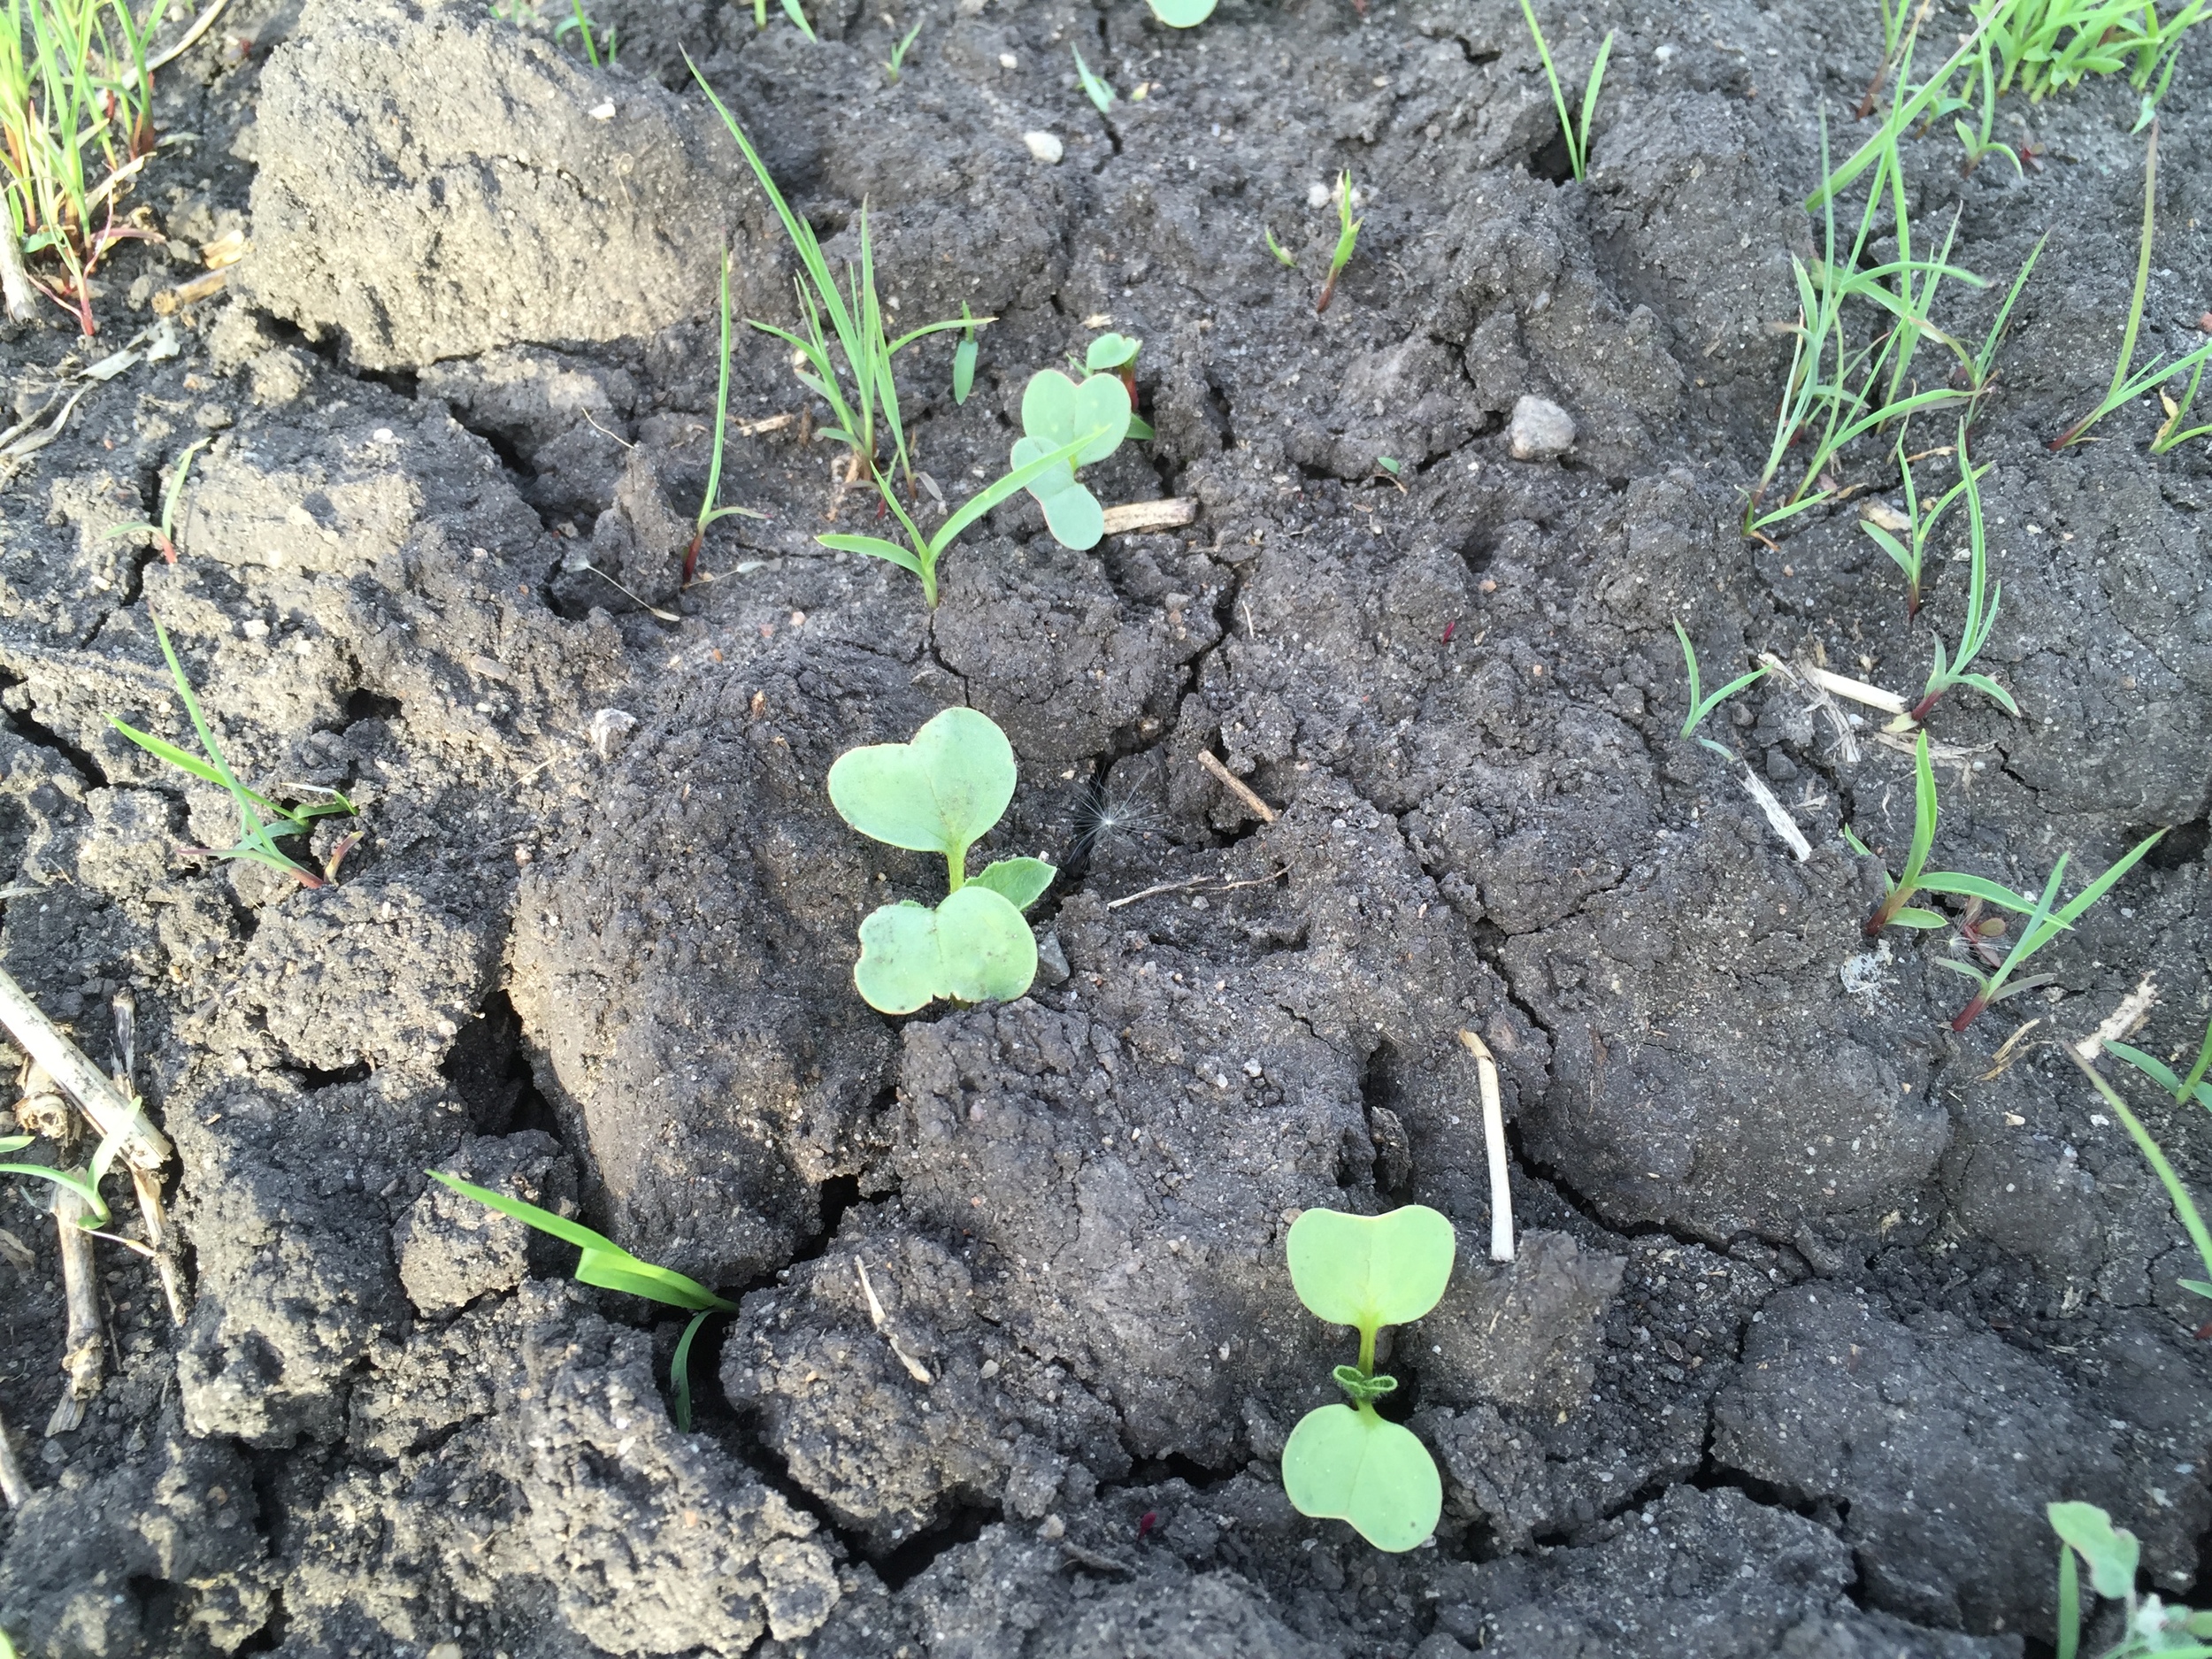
xmin=2052 ymin=123 xmax=2212 ymax=450
xmin=1072 ymin=43 xmax=1115 ymax=111
xmin=1855 ymin=731 xmax=2036 ymax=936
xmin=827 ymin=708 xmax=1052 ymax=1014
xmin=1281 ymin=1204 xmax=1455 ymax=1553
xmin=2048 ymin=1494 xmax=2212 ymax=1659
xmin=1936 ymin=828 xmax=2165 ymax=1030
xmin=429 ymin=1171 xmax=734 ymax=1429
xmin=107 ymin=438 xmax=204 ymax=565
xmin=110 ymin=617 xmax=358 ymax=889
xmin=1010 ymin=368 xmax=1133 ymax=550
xmin=1860 ymin=430 xmax=1983 ymax=618
xmin=1316 ymin=171 xmax=1362 ymax=314
xmin=1672 ymin=621 xmax=1768 ymax=762
xmin=1084 ymin=333 xmax=1152 ymax=439
xmin=1516 ymin=1 xmax=1613 ymax=181
xmin=1901 ymin=432 xmax=2016 ymax=725
xmin=2108 ymin=1012 xmax=2212 ymax=1111
xmin=687 ymin=249 xmax=770 ymax=584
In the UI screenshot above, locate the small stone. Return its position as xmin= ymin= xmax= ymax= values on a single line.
xmin=1040 ymin=1514 xmax=1066 ymax=1540
xmin=1508 ymin=395 xmax=1575 ymax=460
xmin=587 ymin=100 xmax=615 ymax=120
xmin=1023 ymin=130 xmax=1064 ymax=165
xmin=588 ymin=707 xmax=639 ymax=761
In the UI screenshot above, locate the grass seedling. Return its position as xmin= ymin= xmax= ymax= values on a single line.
xmin=2107 ymin=1011 xmax=2212 ymax=1112
xmin=0 ymin=0 xmax=171 ymax=333
xmin=1315 ymin=171 xmax=1362 ymax=314
xmin=1936 ymin=828 xmax=2165 ymax=1029
xmin=882 ymin=18 xmax=921 ymax=82
xmin=749 ymin=0 xmax=818 ymax=37
xmin=0 ymin=1126 xmax=121 ymax=1230
xmin=1673 ymin=621 xmax=1767 ymax=761
xmin=1901 ymin=425 xmax=2017 ymax=725
xmin=951 ymin=303 xmax=980 ymax=405
xmin=2152 ymin=354 xmax=2212 ymax=453
xmin=555 ymin=0 xmax=612 ymax=65
xmin=1264 ymin=226 xmax=1297 ymax=268
xmin=1008 ymin=367 xmax=1133 ymax=549
xmin=1072 ymin=42 xmax=1115 ymax=111
xmin=818 ymin=426 xmax=1100 ymax=604
xmin=110 ymin=617 xmax=357 ymax=888
xmin=1515 ymin=1 xmax=1612 ymax=181
xmin=2053 ymin=122 xmax=2212 ymax=450
xmin=429 ymin=1172 xmax=733 ymax=1430
xmin=1855 ymin=731 xmax=2039 ymax=935
xmin=1282 ymin=1205 xmax=1455 ymax=1553
xmin=2078 ymin=1047 xmax=2212 ymax=1332
xmin=827 ymin=708 xmax=1053 ymax=1013
xmin=686 ymin=250 xmax=769 ymax=585
xmin=107 ymin=437 xmax=204 ymax=565
xmin=1980 ymin=0 xmax=2211 ymax=105
xmin=1859 ymin=430 xmax=1984 ymax=618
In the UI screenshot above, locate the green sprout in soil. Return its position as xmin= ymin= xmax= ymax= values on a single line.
xmin=1264 ymin=226 xmax=1297 ymax=268
xmin=2048 ymin=1500 xmax=2206 ymax=1659
xmin=107 ymin=437 xmax=204 ymax=566
xmin=1916 ymin=234 xmax=2046 ymax=419
xmin=1084 ymin=332 xmax=1152 ymax=438
xmin=827 ymin=707 xmax=1051 ymax=1015
xmin=555 ymin=0 xmax=613 ymax=65
xmin=1146 ymin=0 xmax=1216 ymax=25
xmin=1855 ymin=730 xmax=2037 ymax=936
xmin=1901 ymin=426 xmax=2016 ymax=725
xmin=1315 ymin=171 xmax=1362 ymax=314
xmin=1281 ymin=1204 xmax=1455 ymax=1553
xmin=1936 ymin=827 xmax=2165 ymax=1030
xmin=686 ymin=248 xmax=770 ymax=584
xmin=429 ymin=1171 xmax=734 ymax=1430
xmin=110 ymin=617 xmax=358 ymax=889
xmin=1072 ymin=43 xmax=1115 ymax=112
xmin=1672 ymin=621 xmax=1767 ymax=762
xmin=1860 ymin=431 xmax=1981 ymax=618
xmin=1 ymin=0 xmax=170 ymax=333
xmin=1977 ymin=0 xmax=2209 ymax=109
xmin=0 ymin=1126 xmax=122 ymax=1230
xmin=1010 ymin=366 xmax=1133 ymax=550
xmin=882 ymin=18 xmax=922 ymax=83
xmin=751 ymin=0 xmax=817 ymax=39
xmin=1516 ymin=1 xmax=1612 ymax=181
xmin=951 ymin=303 xmax=981 ymax=406
xmin=2052 ymin=121 xmax=2212 ymax=451
xmin=2076 ymin=1047 xmax=2212 ymax=1325
xmin=2108 ymin=1011 xmax=2212 ymax=1112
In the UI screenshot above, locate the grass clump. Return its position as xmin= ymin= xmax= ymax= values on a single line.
xmin=1901 ymin=425 xmax=2017 ymax=725
xmin=1316 ymin=171 xmax=1362 ymax=314
xmin=882 ymin=17 xmax=921 ymax=83
xmin=1672 ymin=622 xmax=1767 ymax=761
xmin=1854 ymin=731 xmax=2036 ymax=935
xmin=111 ymin=617 xmax=358 ymax=889
xmin=828 ymin=708 xmax=1051 ymax=1014
xmin=0 ymin=1125 xmax=120 ymax=1227
xmin=429 ymin=1171 xmax=734 ymax=1429
xmin=1515 ymin=1 xmax=1612 ymax=180
xmin=0 ymin=0 xmax=170 ymax=333
xmin=1282 ymin=1204 xmax=1455 ymax=1552
xmin=1859 ymin=431 xmax=1982 ymax=618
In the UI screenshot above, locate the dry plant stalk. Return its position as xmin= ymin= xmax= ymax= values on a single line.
xmin=50 ymin=1179 xmax=104 ymax=1434
xmin=1195 ymin=749 xmax=1276 ymax=823
xmin=0 ymin=967 xmax=169 ymax=1170
xmin=1457 ymin=1029 xmax=1515 ymax=1263
xmin=0 ymin=1402 xmax=29 ymax=1506
xmin=854 ymin=1258 xmax=933 ymax=1385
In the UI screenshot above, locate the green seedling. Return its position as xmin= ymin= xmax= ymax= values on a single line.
xmin=2076 ymin=1052 xmax=2212 ymax=1323
xmin=1978 ymin=0 xmax=2209 ymax=106
xmin=1282 ymin=1205 xmax=1455 ymax=1553
xmin=952 ymin=303 xmax=981 ymax=406
xmin=751 ymin=0 xmax=818 ymax=38
xmin=1085 ymin=332 xmax=1151 ymax=439
xmin=1936 ymin=828 xmax=2165 ymax=1030
xmin=1859 ymin=433 xmax=1982 ymax=618
xmin=1516 ymin=1 xmax=1612 ymax=181
xmin=0 ymin=1126 xmax=121 ymax=1229
xmin=1672 ymin=621 xmax=1768 ymax=762
xmin=883 ymin=18 xmax=922 ymax=82
xmin=1315 ymin=171 xmax=1362 ymax=314
xmin=818 ymin=428 xmax=1098 ymax=605
xmin=1901 ymin=426 xmax=2016 ymax=725
xmin=1264 ymin=226 xmax=1297 ymax=268
xmin=1146 ymin=0 xmax=1216 ymax=24
xmin=2054 ymin=121 xmax=2212 ymax=450
xmin=110 ymin=617 xmax=357 ymax=888
xmin=555 ymin=0 xmax=612 ymax=65
xmin=1072 ymin=42 xmax=1115 ymax=112
xmin=687 ymin=249 xmax=771 ymax=585
xmin=1941 ymin=25 xmax=2020 ymax=176
xmin=1010 ymin=368 xmax=1132 ymax=550
xmin=1 ymin=0 xmax=171 ymax=333
xmin=827 ymin=708 xmax=1051 ymax=1015
xmin=430 ymin=1171 xmax=733 ymax=1430
xmin=2153 ymin=355 xmax=2212 ymax=453
xmin=2051 ymin=1500 xmax=2212 ymax=1657
xmin=1855 ymin=731 xmax=2038 ymax=935
xmin=2108 ymin=1012 xmax=2212 ymax=1112
xmin=107 ymin=437 xmax=204 ymax=565
xmin=1919 ymin=234 xmax=2046 ymax=415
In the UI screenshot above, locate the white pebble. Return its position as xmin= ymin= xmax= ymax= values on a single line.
xmin=1024 ymin=130 xmax=1064 ymax=165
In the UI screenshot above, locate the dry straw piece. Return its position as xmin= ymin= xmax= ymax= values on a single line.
xmin=1457 ymin=1029 xmax=1515 ymax=1263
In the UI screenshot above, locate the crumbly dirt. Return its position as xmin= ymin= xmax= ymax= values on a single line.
xmin=3 ymin=0 xmax=2211 ymax=1653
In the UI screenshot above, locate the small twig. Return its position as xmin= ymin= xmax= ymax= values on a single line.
xmin=1097 ymin=498 xmax=1196 ymax=535
xmin=111 ymin=990 xmax=186 ymax=1323
xmin=580 ymin=409 xmax=634 ymax=449
xmin=0 ymin=968 xmax=168 ymax=1171
xmin=1105 ymin=865 xmax=1287 ymax=911
xmin=733 ymin=411 xmax=795 ymax=437
xmin=854 ymin=1258 xmax=933 ymax=1385
xmin=1457 ymin=1030 xmax=1515 ymax=1263
xmin=150 ymin=269 xmax=228 ymax=316
xmin=1737 ymin=764 xmax=1811 ymax=862
xmin=1194 ymin=750 xmax=1276 ymax=823
xmin=50 ymin=1182 xmax=104 ymax=1433
xmin=1758 ymin=652 xmax=1860 ymax=764
xmin=146 ymin=0 xmax=233 ymax=70
xmin=2071 ymin=972 xmax=2159 ymax=1064
xmin=0 ymin=1402 xmax=29 ymax=1505
xmin=1801 ymin=664 xmax=1909 ymax=716
xmin=1979 ymin=1018 xmax=2042 ymax=1080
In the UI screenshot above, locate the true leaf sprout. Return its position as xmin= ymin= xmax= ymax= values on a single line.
xmin=1316 ymin=171 xmax=1362 ymax=314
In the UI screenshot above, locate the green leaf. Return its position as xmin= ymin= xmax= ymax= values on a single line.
xmin=1009 ymin=434 xmax=1076 ymax=500
xmin=827 ymin=707 xmax=1017 ymax=859
xmin=427 ymin=1171 xmax=734 ymax=1311
xmin=1147 ymin=0 xmax=1216 ymax=24
xmin=1019 ymin=368 xmax=1130 ymax=468
xmin=2048 ymin=1502 xmax=2140 ymax=1600
xmin=0 ymin=1135 xmax=28 ymax=1153
xmin=972 ymin=856 xmax=1055 ymax=910
xmin=2179 ymin=1278 xmax=2212 ymax=1300
xmin=953 ymin=338 xmax=977 ymax=404
xmin=1915 ymin=872 xmax=2037 ymax=911
xmin=0 ymin=1160 xmax=112 ymax=1225
xmin=853 ymin=886 xmax=1038 ymax=1013
xmin=780 ymin=0 xmax=817 ymax=39
xmin=1890 ymin=907 xmax=1948 ymax=929
xmin=1281 ymin=1404 xmax=1442 ymax=1552
xmin=1035 ymin=478 xmax=1105 ymax=550
xmin=818 ymin=533 xmax=924 ymax=578
xmin=1286 ymin=1204 xmax=1456 ymax=1332
xmin=1086 ymin=333 xmax=1141 ymax=371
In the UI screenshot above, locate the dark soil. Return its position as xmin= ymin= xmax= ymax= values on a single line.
xmin=4 ymin=0 xmax=2212 ymax=1654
